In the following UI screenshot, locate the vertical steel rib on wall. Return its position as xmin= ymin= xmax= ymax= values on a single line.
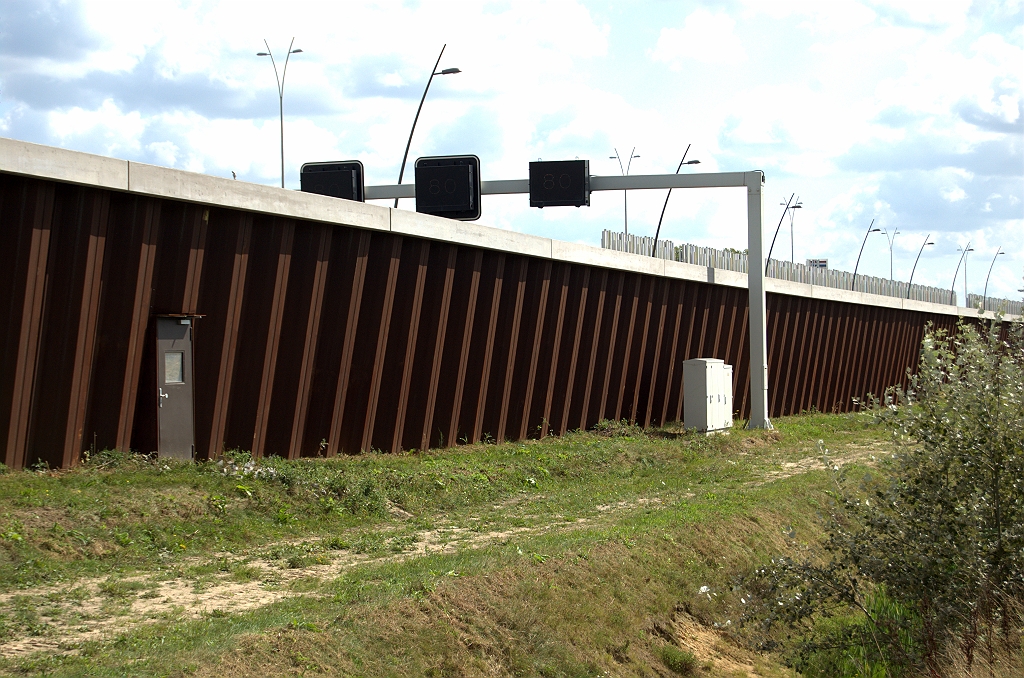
xmin=496 ymin=258 xmax=528 ymax=443
xmin=540 ymin=265 xmax=570 ymax=438
xmin=627 ymin=277 xmax=655 ymax=425
xmin=419 ymin=245 xmax=457 ymax=451
xmin=559 ymin=268 xmax=590 ymax=435
xmin=360 ymin=236 xmax=404 ymax=453
xmin=251 ymin=221 xmax=295 ymax=458
xmin=20 ymin=185 xmax=107 ymax=467
xmin=287 ymin=224 xmax=332 ymax=459
xmin=597 ymin=272 xmax=624 ymax=424
xmin=391 ymin=241 xmax=431 ymax=453
xmin=472 ymin=253 xmax=505 ymax=444
xmin=519 ymin=261 xmax=551 ymax=440
xmin=578 ymin=269 xmax=607 ymax=431
xmin=63 ymin=192 xmax=110 ymax=467
xmin=327 ymin=231 xmax=370 ymax=457
xmin=116 ymin=200 xmax=161 ymax=452
xmin=447 ymin=251 xmax=483 ymax=447
xmin=204 ymin=216 xmax=250 ymax=462
xmin=3 ymin=181 xmax=55 ymax=469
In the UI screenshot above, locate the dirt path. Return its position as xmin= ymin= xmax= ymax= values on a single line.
xmin=0 ymin=499 xmax=664 ymax=659
xmin=744 ymin=439 xmax=885 ymax=484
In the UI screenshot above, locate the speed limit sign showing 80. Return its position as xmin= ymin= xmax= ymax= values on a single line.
xmin=414 ymin=155 xmax=482 ymax=221
xmin=529 ymin=159 xmax=591 ymax=208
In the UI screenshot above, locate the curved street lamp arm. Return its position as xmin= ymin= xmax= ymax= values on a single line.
xmin=851 ymin=218 xmax=875 ymax=291
xmin=624 ymin=147 xmax=636 ymax=236
xmin=883 ymin=228 xmax=899 ymax=281
xmin=906 ymin=233 xmax=931 ymax=299
xmin=280 ymin=37 xmax=296 ymax=95
xmin=765 ymin=193 xmax=795 ymax=275
xmin=982 ymin=247 xmax=1003 ymax=311
xmin=279 ymin=38 xmax=297 ymax=189
xmin=264 ymin=40 xmax=282 ymax=96
xmin=611 ymin=149 xmax=624 ymax=175
xmin=395 ymin=44 xmax=446 ymax=207
xmin=949 ymin=242 xmax=970 ymax=305
xmin=650 ymin=144 xmax=691 ymax=257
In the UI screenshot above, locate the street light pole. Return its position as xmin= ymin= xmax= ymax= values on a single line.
xmin=959 ymin=244 xmax=975 ymax=306
xmin=786 ymin=197 xmax=802 ymax=264
xmin=982 ymin=247 xmax=1004 ymax=312
xmin=882 ymin=227 xmax=900 ymax=281
xmin=257 ymin=38 xmax=303 ymax=189
xmin=851 ymin=219 xmax=881 ymax=291
xmin=395 ymin=45 xmax=461 ymax=208
xmin=906 ymin=234 xmax=934 ymax=299
xmin=766 ymin=194 xmax=795 ymax=274
xmin=950 ymin=242 xmax=974 ymax=306
xmin=610 ymin=147 xmax=639 ymax=236
xmin=650 ymin=144 xmax=700 ymax=257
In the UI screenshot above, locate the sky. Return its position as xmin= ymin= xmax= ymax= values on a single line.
xmin=1 ymin=0 xmax=1022 ymax=301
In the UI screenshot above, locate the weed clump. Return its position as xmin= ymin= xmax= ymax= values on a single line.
xmin=593 ymin=419 xmax=646 ymax=438
xmin=660 ymin=645 xmax=697 ymax=674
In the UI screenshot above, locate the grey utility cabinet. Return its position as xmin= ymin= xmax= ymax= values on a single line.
xmin=683 ymin=358 xmax=734 ymax=433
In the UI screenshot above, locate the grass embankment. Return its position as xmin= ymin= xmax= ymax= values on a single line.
xmin=0 ymin=414 xmax=887 ymax=677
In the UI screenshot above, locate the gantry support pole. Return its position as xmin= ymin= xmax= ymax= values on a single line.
xmin=745 ymin=171 xmax=771 ymax=429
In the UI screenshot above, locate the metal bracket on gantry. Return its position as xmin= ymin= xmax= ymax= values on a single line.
xmin=366 ymin=171 xmax=772 ymax=429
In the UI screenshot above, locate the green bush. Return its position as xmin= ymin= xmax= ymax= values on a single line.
xmin=660 ymin=645 xmax=697 ymax=675
xmin=742 ymin=319 xmax=1024 ymax=675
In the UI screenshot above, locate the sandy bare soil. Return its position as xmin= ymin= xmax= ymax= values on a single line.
xmin=1 ymin=499 xmax=665 ymax=659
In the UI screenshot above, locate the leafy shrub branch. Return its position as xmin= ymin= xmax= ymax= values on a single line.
xmin=742 ymin=319 xmax=1024 ymax=676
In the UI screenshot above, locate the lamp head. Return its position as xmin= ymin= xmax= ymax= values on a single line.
xmin=792 ymin=203 xmax=803 ymax=209
xmin=439 ymin=67 xmax=461 ymax=75
xmin=870 ymin=228 xmax=881 ymax=232
xmin=926 ymin=241 xmax=934 ymax=246
xmin=257 ymin=52 xmax=269 ymax=56
xmin=290 ymin=48 xmax=303 ymax=54
xmin=685 ymin=159 xmax=700 ymax=165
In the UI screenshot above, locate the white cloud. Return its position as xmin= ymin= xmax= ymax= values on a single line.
xmin=650 ymin=9 xmax=747 ymax=68
xmin=942 ymin=186 xmax=967 ymax=202
xmin=146 ymin=140 xmax=178 ymax=166
xmin=47 ymin=99 xmax=146 ymax=155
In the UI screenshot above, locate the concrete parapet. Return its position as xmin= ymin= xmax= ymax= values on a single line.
xmin=127 ymin=161 xmax=390 ymax=233
xmin=0 ymin=137 xmax=128 ymax=191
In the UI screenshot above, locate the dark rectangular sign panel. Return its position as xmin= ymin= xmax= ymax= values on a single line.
xmin=529 ymin=159 xmax=590 ymax=208
xmin=300 ymin=161 xmax=365 ymax=202
xmin=414 ymin=155 xmax=481 ymax=221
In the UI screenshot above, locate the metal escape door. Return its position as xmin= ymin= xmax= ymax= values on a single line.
xmin=156 ymin=317 xmax=195 ymax=460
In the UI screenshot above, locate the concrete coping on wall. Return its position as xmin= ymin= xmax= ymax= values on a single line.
xmin=1 ymin=136 xmax=1018 ymax=322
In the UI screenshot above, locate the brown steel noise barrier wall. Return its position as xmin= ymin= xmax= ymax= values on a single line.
xmin=0 ymin=171 xmax=980 ymax=470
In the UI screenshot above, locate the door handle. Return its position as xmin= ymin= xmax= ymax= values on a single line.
xmin=158 ymin=388 xmax=170 ymax=407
